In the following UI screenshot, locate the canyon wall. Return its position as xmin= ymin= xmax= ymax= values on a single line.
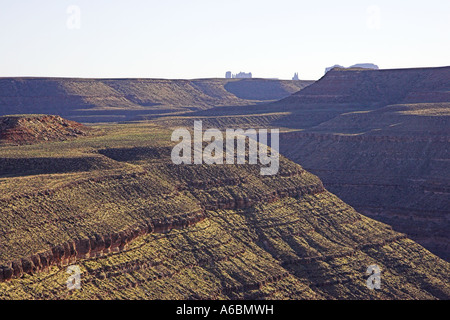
xmin=274 ymin=67 xmax=450 ymax=260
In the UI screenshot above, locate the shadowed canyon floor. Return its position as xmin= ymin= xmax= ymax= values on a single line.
xmin=0 ymin=120 xmax=449 ymax=299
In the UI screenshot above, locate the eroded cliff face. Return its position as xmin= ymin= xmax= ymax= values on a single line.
xmin=280 ymin=128 xmax=450 ymax=260
xmin=167 ymin=67 xmax=450 ymax=262
xmin=272 ymin=67 xmax=450 ymax=261
xmin=0 ymin=210 xmax=206 ymax=281
xmin=0 ymin=123 xmax=448 ymax=300
xmin=0 ymin=163 xmax=324 ymax=282
xmin=282 ymin=66 xmax=450 ymax=106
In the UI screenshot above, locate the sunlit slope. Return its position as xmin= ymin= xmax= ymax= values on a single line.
xmin=0 ymin=121 xmax=448 ymax=299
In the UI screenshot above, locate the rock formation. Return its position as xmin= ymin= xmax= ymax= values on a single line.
xmin=176 ymin=66 xmax=450 ymax=261
xmin=325 ymin=63 xmax=378 ymax=74
xmin=0 ymin=78 xmax=311 ymax=122
xmin=0 ymin=120 xmax=448 ymax=299
xmin=0 ymin=115 xmax=91 ymax=145
xmin=273 ymin=66 xmax=450 ymax=260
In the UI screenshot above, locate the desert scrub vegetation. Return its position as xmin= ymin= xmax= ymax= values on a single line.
xmin=0 ymin=118 xmax=449 ymax=299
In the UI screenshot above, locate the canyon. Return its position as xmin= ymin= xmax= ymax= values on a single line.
xmin=178 ymin=66 xmax=450 ymax=261
xmin=0 ymin=67 xmax=449 ymax=299
xmin=0 ymin=119 xmax=448 ymax=299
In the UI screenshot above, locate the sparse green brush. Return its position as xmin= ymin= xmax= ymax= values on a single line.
xmin=0 ymin=118 xmax=448 ymax=300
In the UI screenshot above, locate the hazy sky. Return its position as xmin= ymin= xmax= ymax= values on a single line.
xmin=1 ymin=0 xmax=449 ymax=80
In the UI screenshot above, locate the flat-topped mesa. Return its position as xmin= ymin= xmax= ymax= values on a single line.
xmin=0 ymin=78 xmax=314 ymax=122
xmin=0 ymin=114 xmax=92 ymax=145
xmin=281 ymin=66 xmax=450 ymax=106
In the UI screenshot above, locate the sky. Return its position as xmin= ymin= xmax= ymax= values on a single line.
xmin=0 ymin=0 xmax=449 ymax=80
